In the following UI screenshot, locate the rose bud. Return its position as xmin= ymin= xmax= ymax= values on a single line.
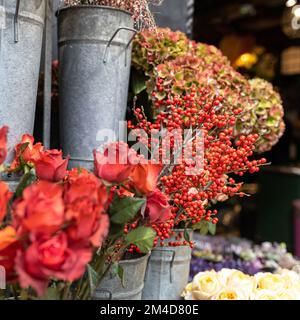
xmin=145 ymin=189 xmax=171 ymax=223
xmin=130 ymin=163 xmax=162 ymax=195
xmin=93 ymin=142 xmax=138 ymax=183
xmin=35 ymin=149 xmax=69 ymax=182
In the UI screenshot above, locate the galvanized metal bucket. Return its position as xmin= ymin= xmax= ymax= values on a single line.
xmin=58 ymin=6 xmax=136 ymax=170
xmin=142 ymin=229 xmax=193 ymax=300
xmin=93 ymin=253 xmax=150 ymax=300
xmin=0 ymin=0 xmax=45 ymax=164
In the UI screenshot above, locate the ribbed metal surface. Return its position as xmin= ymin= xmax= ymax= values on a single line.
xmin=94 ymin=253 xmax=150 ymax=300
xmin=142 ymin=229 xmax=193 ymax=300
xmin=58 ymin=6 xmax=135 ymax=170
xmin=0 ymin=0 xmax=46 ymax=163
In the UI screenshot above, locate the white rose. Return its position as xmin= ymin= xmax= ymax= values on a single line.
xmin=217 ymin=268 xmax=237 ymax=286
xmin=252 ymin=288 xmax=299 ymax=300
xmin=278 ymin=269 xmax=300 ymax=291
xmin=191 ymin=270 xmax=222 ymax=300
xmin=225 ymin=270 xmax=256 ymax=299
xmin=252 ymin=289 xmax=280 ymax=300
xmin=212 ymin=287 xmax=248 ymax=300
xmin=276 ymin=289 xmax=299 ymax=300
xmin=182 ymin=282 xmax=194 ymax=300
xmin=254 ymin=272 xmax=286 ymax=292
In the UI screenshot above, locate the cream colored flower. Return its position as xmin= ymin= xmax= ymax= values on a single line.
xmin=225 ymin=270 xmax=256 ymax=298
xmin=276 ymin=289 xmax=299 ymax=300
xmin=191 ymin=270 xmax=222 ymax=300
xmin=252 ymin=289 xmax=279 ymax=300
xmin=254 ymin=272 xmax=286 ymax=292
xmin=212 ymin=287 xmax=248 ymax=300
xmin=253 ymin=288 xmax=299 ymax=300
xmin=217 ymin=268 xmax=237 ymax=286
xmin=182 ymin=282 xmax=194 ymax=300
xmin=278 ymin=269 xmax=300 ymax=291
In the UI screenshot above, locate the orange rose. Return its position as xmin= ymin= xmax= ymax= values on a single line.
xmin=35 ymin=149 xmax=69 ymax=182
xmin=12 ymin=181 xmax=65 ymax=236
xmin=10 ymin=134 xmax=44 ymax=171
xmin=0 ymin=226 xmax=19 ymax=281
xmin=93 ymin=142 xmax=138 ymax=183
xmin=64 ymin=170 xmax=109 ymax=247
xmin=145 ymin=189 xmax=171 ymax=223
xmin=15 ymin=232 xmax=92 ymax=296
xmin=130 ymin=163 xmax=162 ymax=195
xmin=0 ymin=126 xmax=8 ymax=165
xmin=0 ymin=181 xmax=12 ymax=223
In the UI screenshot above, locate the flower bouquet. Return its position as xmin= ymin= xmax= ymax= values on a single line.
xmin=0 ymin=127 xmax=170 ymax=299
xmin=183 ymin=268 xmax=300 ymax=300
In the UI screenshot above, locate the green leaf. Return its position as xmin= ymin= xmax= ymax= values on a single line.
xmin=117 ymin=265 xmax=125 ymax=288
xmin=192 ymin=221 xmax=209 ymax=235
xmin=20 ymin=142 xmax=30 ymax=153
xmin=125 ymin=226 xmax=156 ymax=253
xmin=110 ymin=196 xmax=146 ymax=224
xmin=36 ymin=284 xmax=60 ymax=300
xmin=15 ymin=169 xmax=37 ymax=198
xmin=132 ymin=70 xmax=147 ymax=95
xmin=184 ymin=229 xmax=190 ymax=242
xmin=208 ymin=222 xmax=216 ymax=235
xmin=199 ymin=222 xmax=209 ymax=235
xmin=87 ymin=264 xmax=100 ymax=295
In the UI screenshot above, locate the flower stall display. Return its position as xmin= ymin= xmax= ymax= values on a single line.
xmin=183 ymin=268 xmax=300 ymax=300
xmin=190 ymin=235 xmax=300 ymax=280
xmin=131 ymin=28 xmax=285 ymax=153
xmin=0 ymin=126 xmax=171 ymax=300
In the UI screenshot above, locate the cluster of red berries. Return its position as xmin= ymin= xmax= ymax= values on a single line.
xmin=129 ymin=86 xmax=267 ymax=242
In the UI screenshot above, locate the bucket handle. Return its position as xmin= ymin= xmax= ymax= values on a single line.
xmin=14 ymin=0 xmax=21 ymax=43
xmin=150 ymin=249 xmax=176 ymax=283
xmin=95 ymin=289 xmax=112 ymax=300
xmin=103 ymin=27 xmax=137 ymax=66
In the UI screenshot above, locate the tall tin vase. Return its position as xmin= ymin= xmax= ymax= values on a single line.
xmin=57 ymin=6 xmax=136 ymax=170
xmin=0 ymin=0 xmax=46 ymax=166
xmin=142 ymin=229 xmax=193 ymax=300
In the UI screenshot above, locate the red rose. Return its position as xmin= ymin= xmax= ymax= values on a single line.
xmin=13 ymin=181 xmax=65 ymax=236
xmin=15 ymin=232 xmax=92 ymax=296
xmin=10 ymin=134 xmax=44 ymax=171
xmin=145 ymin=189 xmax=171 ymax=223
xmin=64 ymin=171 xmax=109 ymax=247
xmin=93 ymin=142 xmax=138 ymax=183
xmin=0 ymin=226 xmax=20 ymax=281
xmin=66 ymin=167 xmax=90 ymax=182
xmin=130 ymin=163 xmax=162 ymax=195
xmin=35 ymin=149 xmax=69 ymax=182
xmin=0 ymin=181 xmax=12 ymax=223
xmin=0 ymin=126 xmax=8 ymax=165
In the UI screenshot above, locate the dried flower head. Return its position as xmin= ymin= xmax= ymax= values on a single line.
xmin=63 ymin=0 xmax=161 ymax=29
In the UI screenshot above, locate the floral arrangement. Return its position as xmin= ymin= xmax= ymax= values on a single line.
xmin=0 ymin=126 xmax=170 ymax=299
xmin=131 ymin=28 xmax=285 ymax=153
xmin=129 ymin=84 xmax=267 ymax=244
xmin=183 ymin=268 xmax=300 ymax=300
xmin=246 ymin=78 xmax=285 ymax=153
xmin=190 ymin=235 xmax=300 ymax=279
xmin=63 ymin=0 xmax=161 ymax=29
